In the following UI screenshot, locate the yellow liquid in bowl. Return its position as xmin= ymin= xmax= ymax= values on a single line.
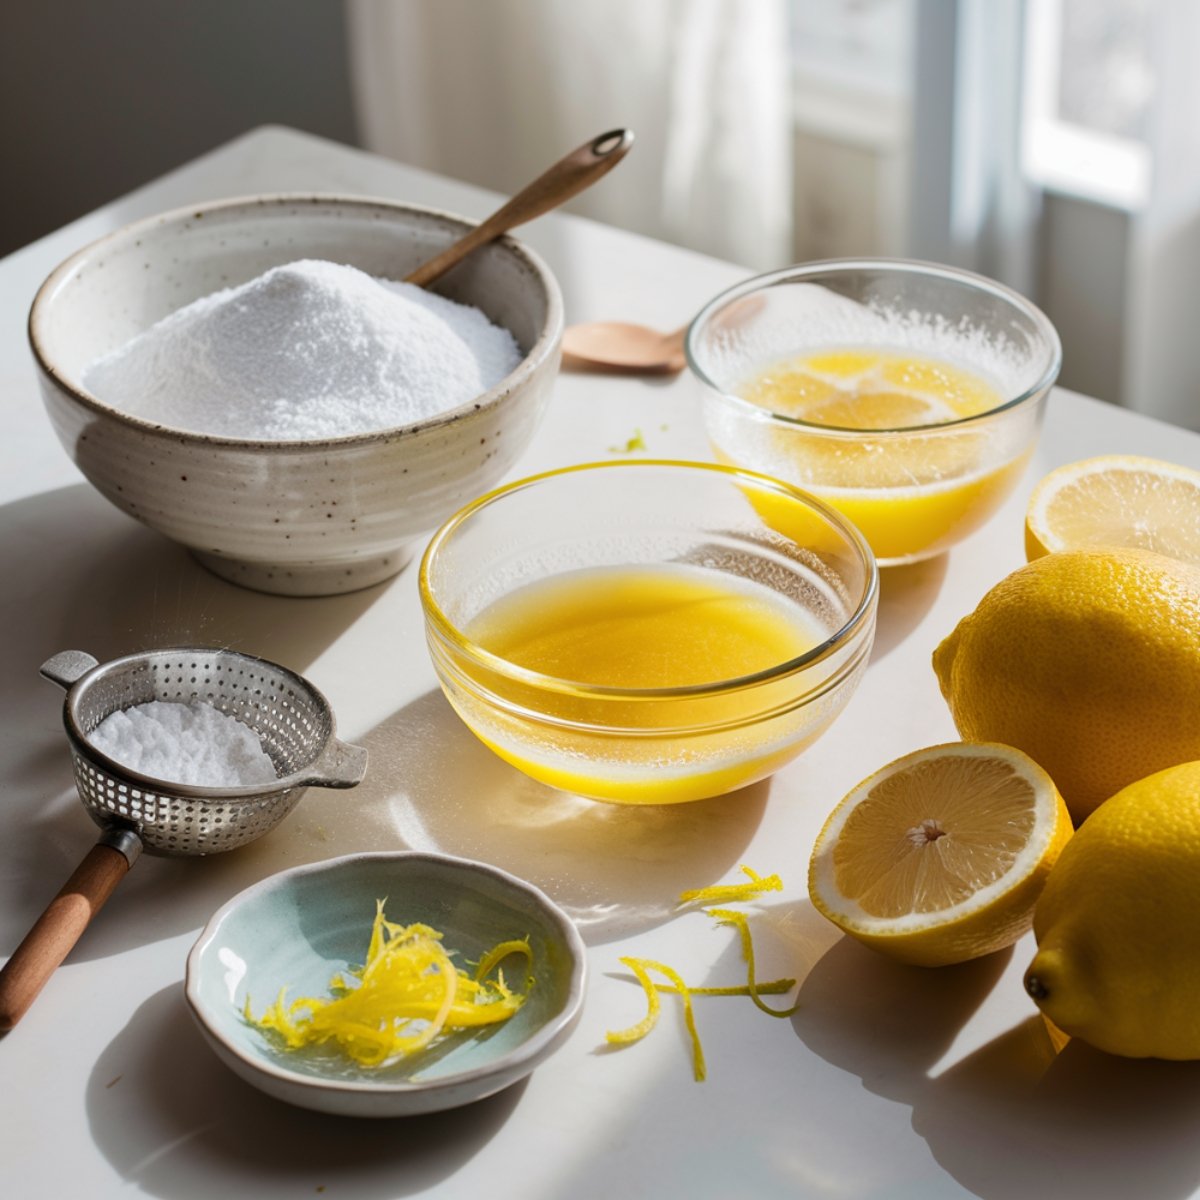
xmin=448 ymin=563 xmax=848 ymax=803
xmin=729 ymin=349 xmax=1030 ymax=562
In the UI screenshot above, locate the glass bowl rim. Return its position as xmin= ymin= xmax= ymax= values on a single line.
xmin=684 ymin=256 xmax=1063 ymax=436
xmin=418 ymin=458 xmax=879 ymax=702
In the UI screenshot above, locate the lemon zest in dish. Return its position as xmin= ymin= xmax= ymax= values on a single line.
xmin=244 ymin=900 xmax=531 ymax=1067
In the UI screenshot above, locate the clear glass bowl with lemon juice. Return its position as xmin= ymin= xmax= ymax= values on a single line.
xmin=420 ymin=461 xmax=877 ymax=804
xmin=687 ymin=260 xmax=1062 ymax=565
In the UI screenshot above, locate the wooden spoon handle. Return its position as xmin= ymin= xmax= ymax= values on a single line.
xmin=405 ymin=129 xmax=634 ymax=288
xmin=0 ymin=839 xmax=136 ymax=1030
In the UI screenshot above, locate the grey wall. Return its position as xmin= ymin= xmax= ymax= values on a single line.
xmin=1036 ymin=193 xmax=1129 ymax=406
xmin=0 ymin=0 xmax=357 ymax=256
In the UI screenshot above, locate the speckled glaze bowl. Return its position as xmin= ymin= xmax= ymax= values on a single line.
xmin=185 ymin=851 xmax=587 ymax=1117
xmin=29 ymin=195 xmax=563 ymax=595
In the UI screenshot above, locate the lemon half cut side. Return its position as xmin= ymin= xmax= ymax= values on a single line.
xmin=1025 ymin=454 xmax=1200 ymax=563
xmin=808 ymin=742 xmax=1073 ymax=967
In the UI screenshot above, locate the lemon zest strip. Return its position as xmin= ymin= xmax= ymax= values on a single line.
xmin=244 ymin=901 xmax=530 ymax=1067
xmin=606 ymin=957 xmax=706 ymax=1082
xmin=654 ymin=978 xmax=796 ymax=996
xmin=605 ymin=958 xmax=661 ymax=1044
xmin=473 ymin=938 xmax=533 ymax=988
xmin=677 ymin=865 xmax=784 ymax=906
xmin=707 ymin=908 xmax=799 ymax=1018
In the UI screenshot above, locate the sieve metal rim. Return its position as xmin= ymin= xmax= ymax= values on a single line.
xmin=50 ymin=646 xmax=367 ymax=801
xmin=0 ymin=648 xmax=367 ymax=1030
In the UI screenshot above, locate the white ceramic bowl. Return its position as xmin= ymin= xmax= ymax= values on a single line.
xmin=185 ymin=851 xmax=587 ymax=1117
xmin=29 ymin=194 xmax=563 ymax=596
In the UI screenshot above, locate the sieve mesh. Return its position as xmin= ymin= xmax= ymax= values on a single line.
xmin=53 ymin=648 xmax=355 ymax=857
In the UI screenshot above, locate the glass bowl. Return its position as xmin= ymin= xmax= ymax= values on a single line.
xmin=687 ymin=259 xmax=1062 ymax=565
xmin=419 ymin=460 xmax=877 ymax=805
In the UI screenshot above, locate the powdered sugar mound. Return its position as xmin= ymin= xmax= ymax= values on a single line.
xmin=82 ymin=259 xmax=523 ymax=439
xmin=88 ymin=699 xmax=277 ymax=787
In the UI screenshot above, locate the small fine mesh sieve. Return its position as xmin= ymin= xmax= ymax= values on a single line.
xmin=49 ymin=647 xmax=366 ymax=856
xmin=0 ymin=647 xmax=368 ymax=1031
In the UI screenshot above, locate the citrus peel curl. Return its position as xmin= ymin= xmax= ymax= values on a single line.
xmin=244 ymin=900 xmax=531 ymax=1067
xmin=605 ymin=867 xmax=797 ymax=1080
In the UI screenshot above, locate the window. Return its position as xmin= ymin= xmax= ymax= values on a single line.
xmin=1023 ymin=0 xmax=1154 ymax=209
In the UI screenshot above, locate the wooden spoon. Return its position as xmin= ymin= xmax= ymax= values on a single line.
xmin=561 ymin=321 xmax=689 ymax=375
xmin=560 ymin=291 xmax=768 ymax=375
xmin=405 ymin=129 xmax=634 ymax=288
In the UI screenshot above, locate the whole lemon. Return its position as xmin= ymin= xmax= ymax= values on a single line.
xmin=1024 ymin=761 xmax=1200 ymax=1059
xmin=933 ymin=548 xmax=1200 ymax=823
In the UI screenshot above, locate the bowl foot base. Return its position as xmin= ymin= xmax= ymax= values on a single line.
xmin=192 ymin=547 xmax=415 ymax=596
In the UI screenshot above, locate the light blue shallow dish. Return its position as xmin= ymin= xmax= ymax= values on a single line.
xmin=185 ymin=851 xmax=587 ymax=1117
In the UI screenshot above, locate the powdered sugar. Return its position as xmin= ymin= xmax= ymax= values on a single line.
xmin=88 ymin=699 xmax=277 ymax=787
xmin=82 ymin=259 xmax=523 ymax=440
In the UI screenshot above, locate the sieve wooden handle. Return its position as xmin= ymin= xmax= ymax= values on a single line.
xmin=405 ymin=129 xmax=634 ymax=289
xmin=0 ymin=841 xmax=133 ymax=1030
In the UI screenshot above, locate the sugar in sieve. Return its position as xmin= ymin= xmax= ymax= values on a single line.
xmin=0 ymin=647 xmax=368 ymax=1029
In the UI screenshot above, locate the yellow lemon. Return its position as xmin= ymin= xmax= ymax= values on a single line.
xmin=1025 ymin=454 xmax=1200 ymax=563
xmin=1025 ymin=761 xmax=1200 ymax=1059
xmin=933 ymin=548 xmax=1200 ymax=824
xmin=808 ymin=742 xmax=1072 ymax=967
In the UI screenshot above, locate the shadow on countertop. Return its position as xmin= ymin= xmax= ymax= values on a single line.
xmin=1 ymin=485 xmax=772 ymax=967
xmin=870 ymin=553 xmax=949 ymax=664
xmin=86 ymin=984 xmax=523 ymax=1199
xmin=0 ymin=483 xmax=391 ymax=964
xmin=794 ymin=934 xmax=1200 ymax=1200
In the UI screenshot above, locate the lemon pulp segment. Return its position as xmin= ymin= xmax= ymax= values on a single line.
xmin=832 ymin=753 xmax=1037 ymax=917
xmin=727 ymin=347 xmax=1025 ymax=561
xmin=740 ymin=348 xmax=999 ymax=429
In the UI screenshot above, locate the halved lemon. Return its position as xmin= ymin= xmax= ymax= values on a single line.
xmin=1025 ymin=455 xmax=1200 ymax=563
xmin=808 ymin=743 xmax=1072 ymax=967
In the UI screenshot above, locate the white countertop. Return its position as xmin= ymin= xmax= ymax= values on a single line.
xmin=4 ymin=126 xmax=1198 ymax=1200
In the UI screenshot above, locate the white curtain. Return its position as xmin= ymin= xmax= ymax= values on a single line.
xmin=909 ymin=0 xmax=1038 ymax=297
xmin=344 ymin=0 xmax=794 ymax=270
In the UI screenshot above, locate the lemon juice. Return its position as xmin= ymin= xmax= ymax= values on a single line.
xmin=728 ymin=348 xmax=1028 ymax=562
xmin=452 ymin=563 xmax=833 ymax=803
